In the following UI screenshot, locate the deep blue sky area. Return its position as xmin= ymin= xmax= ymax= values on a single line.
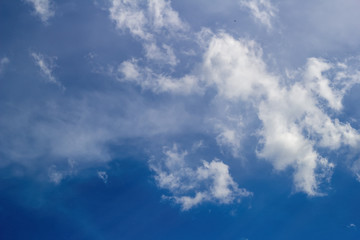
xmin=1 ymin=160 xmax=360 ymax=239
xmin=1 ymin=0 xmax=360 ymax=239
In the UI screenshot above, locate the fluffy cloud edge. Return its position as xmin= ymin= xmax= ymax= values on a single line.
xmin=150 ymin=144 xmax=252 ymax=210
xmin=25 ymin=0 xmax=54 ymax=23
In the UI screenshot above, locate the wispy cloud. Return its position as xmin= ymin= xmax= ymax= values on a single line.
xmin=25 ymin=0 xmax=54 ymax=23
xmin=48 ymin=159 xmax=77 ymax=184
xmin=240 ymin=0 xmax=277 ymax=30
xmin=347 ymin=223 xmax=357 ymax=229
xmin=97 ymin=171 xmax=108 ymax=184
xmin=109 ymin=0 xmax=186 ymax=40
xmin=116 ymin=59 xmax=200 ymax=94
xmin=109 ymin=0 xmax=187 ymax=66
xmin=31 ymin=52 xmax=64 ymax=90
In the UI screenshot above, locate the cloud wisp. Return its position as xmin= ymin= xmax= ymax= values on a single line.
xmin=31 ymin=52 xmax=64 ymax=90
xmin=25 ymin=0 xmax=54 ymax=23
xmin=109 ymin=0 xmax=188 ymax=66
xmin=240 ymin=0 xmax=277 ymax=30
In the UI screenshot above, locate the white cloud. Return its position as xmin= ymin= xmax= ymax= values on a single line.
xmin=191 ymin=140 xmax=204 ymax=152
xmin=97 ymin=171 xmax=108 ymax=183
xmin=202 ymin=33 xmax=278 ymax=100
xmin=109 ymin=0 xmax=150 ymax=40
xmin=201 ymin=33 xmax=359 ymax=195
xmin=110 ymin=30 xmax=360 ymax=196
xmin=109 ymin=0 xmax=186 ymax=40
xmin=304 ymin=58 xmax=343 ymax=111
xmin=148 ymin=0 xmax=185 ymax=31
xmin=240 ymin=0 xmax=277 ymax=30
xmin=48 ymin=159 xmax=76 ymax=184
xmin=144 ymin=43 xmax=178 ymax=66
xmin=25 ymin=0 xmax=54 ymax=23
xmin=150 ymin=144 xmax=252 ymax=210
xmin=347 ymin=223 xmax=356 ymax=229
xmin=109 ymin=0 xmax=186 ymax=65
xmin=31 ymin=52 xmax=64 ymax=90
xmin=117 ymin=59 xmax=200 ymax=94
xmin=215 ymin=120 xmax=243 ymax=158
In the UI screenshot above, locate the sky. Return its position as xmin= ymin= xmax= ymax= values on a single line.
xmin=1 ymin=0 xmax=360 ymax=239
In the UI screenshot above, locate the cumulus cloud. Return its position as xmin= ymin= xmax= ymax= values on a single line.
xmin=106 ymin=21 xmax=360 ymax=196
xmin=240 ymin=0 xmax=277 ymax=30
xmin=25 ymin=0 xmax=54 ymax=23
xmin=202 ymin=33 xmax=278 ymax=100
xmin=149 ymin=144 xmax=252 ymax=210
xmin=31 ymin=52 xmax=64 ymax=89
xmin=201 ymin=33 xmax=360 ymax=195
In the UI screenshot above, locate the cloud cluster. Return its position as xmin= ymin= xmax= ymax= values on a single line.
xmin=150 ymin=145 xmax=252 ymax=210
xmin=203 ymin=33 xmax=360 ymax=195
xmin=25 ymin=0 xmax=54 ymax=23
xmin=105 ymin=0 xmax=360 ymax=197
xmin=116 ymin=27 xmax=360 ymax=196
xmin=2 ymin=0 xmax=360 ymax=211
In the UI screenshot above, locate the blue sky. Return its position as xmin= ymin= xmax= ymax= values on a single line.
xmin=1 ymin=0 xmax=360 ymax=239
